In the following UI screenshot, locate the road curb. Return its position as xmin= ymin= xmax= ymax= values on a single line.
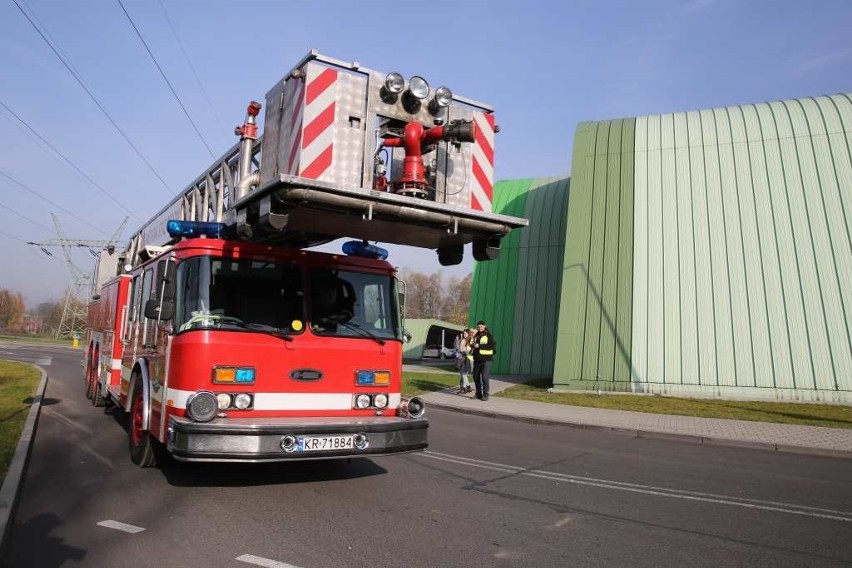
xmin=425 ymin=399 xmax=852 ymax=460
xmin=0 ymin=366 xmax=48 ymax=555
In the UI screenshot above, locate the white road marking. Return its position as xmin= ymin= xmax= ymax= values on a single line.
xmin=548 ymin=515 xmax=572 ymax=529
xmin=420 ymin=451 xmax=852 ymax=523
xmin=34 ymin=357 xmax=52 ymax=366
xmin=236 ymin=554 xmax=303 ymax=568
xmin=97 ymin=520 xmax=145 ymax=534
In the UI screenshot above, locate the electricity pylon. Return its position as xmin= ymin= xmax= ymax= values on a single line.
xmin=28 ymin=214 xmax=128 ymax=338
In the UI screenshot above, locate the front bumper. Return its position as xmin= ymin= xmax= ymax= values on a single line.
xmin=167 ymin=415 xmax=428 ymax=462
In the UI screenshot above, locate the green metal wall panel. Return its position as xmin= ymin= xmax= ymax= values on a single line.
xmin=469 ymin=177 xmax=570 ymax=376
xmin=741 ymin=104 xmax=792 ymax=389
xmin=553 ymin=119 xmax=636 ymax=388
xmin=511 ymin=178 xmax=570 ymax=376
xmin=631 ymin=93 xmax=852 ymax=401
xmin=469 ymin=179 xmax=530 ymax=373
xmin=614 ymin=121 xmax=635 ymax=384
xmin=553 ymin=123 xmax=597 ymax=384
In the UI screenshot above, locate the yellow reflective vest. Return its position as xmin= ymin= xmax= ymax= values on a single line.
xmin=472 ymin=330 xmax=496 ymax=361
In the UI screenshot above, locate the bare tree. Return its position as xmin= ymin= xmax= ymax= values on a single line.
xmin=36 ymin=301 xmax=63 ymax=334
xmin=440 ymin=274 xmax=472 ymax=326
xmin=398 ymin=269 xmax=471 ymax=326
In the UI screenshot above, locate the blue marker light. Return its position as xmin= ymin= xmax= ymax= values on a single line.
xmin=167 ymin=220 xmax=229 ymax=239
xmin=343 ymin=240 xmax=389 ymax=260
xmin=235 ymin=368 xmax=255 ymax=383
xmin=356 ymin=370 xmax=375 ymax=385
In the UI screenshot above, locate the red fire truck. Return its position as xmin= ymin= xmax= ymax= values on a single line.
xmin=84 ymin=51 xmax=527 ymax=467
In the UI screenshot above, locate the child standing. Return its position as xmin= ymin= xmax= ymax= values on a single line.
xmin=454 ymin=329 xmax=474 ymax=394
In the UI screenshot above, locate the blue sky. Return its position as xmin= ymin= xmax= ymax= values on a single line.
xmin=1 ymin=0 xmax=850 ymax=307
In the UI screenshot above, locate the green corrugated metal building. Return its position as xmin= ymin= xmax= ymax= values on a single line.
xmin=473 ymin=93 xmax=852 ymax=402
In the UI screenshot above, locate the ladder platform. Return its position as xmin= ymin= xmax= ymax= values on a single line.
xmin=228 ymin=174 xmax=528 ymax=250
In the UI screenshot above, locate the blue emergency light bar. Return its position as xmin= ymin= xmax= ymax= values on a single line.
xmin=342 ymin=240 xmax=389 ymax=260
xmin=166 ymin=220 xmax=229 ymax=239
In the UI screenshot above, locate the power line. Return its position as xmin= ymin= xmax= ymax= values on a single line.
xmin=0 ymin=227 xmax=29 ymax=243
xmin=157 ymin=0 xmax=230 ymax=144
xmin=0 ymin=168 xmax=108 ymax=236
xmin=10 ymin=0 xmax=176 ymax=196
xmin=0 ymin=100 xmax=141 ymax=222
xmin=0 ymin=201 xmax=55 ymax=233
xmin=117 ymin=0 xmax=216 ymax=159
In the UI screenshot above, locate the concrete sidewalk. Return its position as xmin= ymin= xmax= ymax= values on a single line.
xmin=418 ymin=374 xmax=852 ymax=458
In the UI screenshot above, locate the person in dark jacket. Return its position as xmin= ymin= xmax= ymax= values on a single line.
xmin=471 ymin=320 xmax=496 ymax=401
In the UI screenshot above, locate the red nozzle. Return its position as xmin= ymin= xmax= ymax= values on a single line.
xmin=247 ymin=101 xmax=262 ymax=116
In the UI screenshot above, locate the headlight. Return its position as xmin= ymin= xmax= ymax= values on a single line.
xmin=233 ymin=393 xmax=253 ymax=410
xmin=355 ymin=393 xmax=371 ymax=409
xmin=384 ymin=72 xmax=405 ymax=94
xmin=399 ymin=396 xmax=426 ymax=418
xmin=374 ymin=393 xmax=389 ymax=409
xmin=434 ymin=86 xmax=452 ymax=107
xmin=429 ymin=86 xmax=453 ymax=115
xmin=408 ymin=76 xmax=430 ymax=100
xmin=216 ymin=393 xmax=232 ymax=410
xmin=187 ymin=391 xmax=218 ymax=422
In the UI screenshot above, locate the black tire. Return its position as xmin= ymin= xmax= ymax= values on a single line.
xmin=84 ymin=352 xmax=94 ymax=400
xmin=91 ymin=377 xmax=106 ymax=407
xmin=129 ymin=378 xmax=157 ymax=468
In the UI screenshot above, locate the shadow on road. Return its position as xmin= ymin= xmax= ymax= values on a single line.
xmin=159 ymin=457 xmax=388 ymax=488
xmin=23 ymin=396 xmax=60 ymax=406
xmin=2 ymin=513 xmax=86 ymax=568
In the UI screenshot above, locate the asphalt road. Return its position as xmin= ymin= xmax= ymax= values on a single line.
xmin=2 ymin=343 xmax=852 ymax=567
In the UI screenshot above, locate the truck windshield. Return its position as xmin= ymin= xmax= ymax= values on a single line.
xmin=309 ymin=268 xmax=401 ymax=341
xmin=175 ymin=256 xmax=304 ymax=333
xmin=174 ymin=257 xmax=402 ymax=341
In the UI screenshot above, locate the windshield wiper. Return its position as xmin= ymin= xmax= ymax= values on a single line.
xmin=244 ymin=323 xmax=294 ymax=342
xmin=181 ymin=316 xmax=294 ymax=341
xmin=331 ymin=320 xmax=385 ymax=346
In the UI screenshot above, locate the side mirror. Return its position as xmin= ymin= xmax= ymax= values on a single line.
xmin=145 ymin=299 xmax=175 ymax=321
xmin=397 ymin=280 xmax=406 ymax=318
xmin=158 ymin=259 xmax=177 ymax=302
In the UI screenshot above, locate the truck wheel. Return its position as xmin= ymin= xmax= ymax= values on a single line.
xmin=129 ymin=380 xmax=157 ymax=468
xmin=90 ymin=347 xmax=105 ymax=407
xmin=91 ymin=379 xmax=106 ymax=407
xmin=85 ymin=372 xmax=94 ymax=400
xmin=84 ymin=351 xmax=94 ymax=400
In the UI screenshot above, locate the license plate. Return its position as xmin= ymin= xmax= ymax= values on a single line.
xmin=297 ymin=435 xmax=355 ymax=452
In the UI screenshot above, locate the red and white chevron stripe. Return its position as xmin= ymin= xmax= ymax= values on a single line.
xmin=299 ymin=67 xmax=338 ymax=180
xmin=470 ymin=112 xmax=495 ymax=211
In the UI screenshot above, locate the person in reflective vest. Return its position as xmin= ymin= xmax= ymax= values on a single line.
xmin=471 ymin=320 xmax=496 ymax=401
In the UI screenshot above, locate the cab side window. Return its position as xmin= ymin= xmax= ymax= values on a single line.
xmin=123 ymin=276 xmax=139 ymax=343
xmin=140 ymin=268 xmax=154 ymax=346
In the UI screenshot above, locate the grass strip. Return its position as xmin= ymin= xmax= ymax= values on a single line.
xmin=403 ymin=369 xmax=459 ymax=397
xmin=497 ymin=377 xmax=852 ymax=429
xmin=0 ymin=361 xmax=41 ymax=483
